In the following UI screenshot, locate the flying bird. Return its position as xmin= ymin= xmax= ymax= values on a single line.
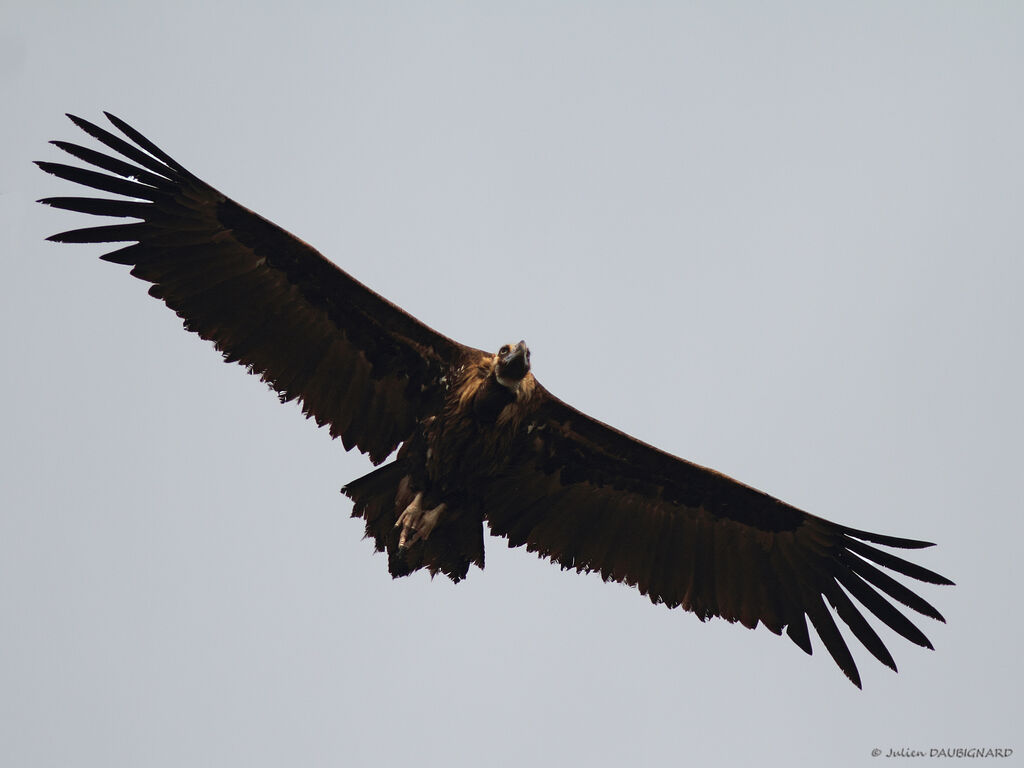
xmin=37 ymin=113 xmax=953 ymax=688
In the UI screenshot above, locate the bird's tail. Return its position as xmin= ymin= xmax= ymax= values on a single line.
xmin=343 ymin=460 xmax=484 ymax=583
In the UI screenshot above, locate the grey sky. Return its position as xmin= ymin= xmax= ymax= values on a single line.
xmin=3 ymin=3 xmax=1022 ymax=766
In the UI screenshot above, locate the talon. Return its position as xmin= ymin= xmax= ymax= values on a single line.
xmin=395 ymin=492 xmax=446 ymax=549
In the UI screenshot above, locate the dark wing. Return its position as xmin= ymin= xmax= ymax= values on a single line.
xmin=484 ymin=386 xmax=953 ymax=687
xmin=38 ymin=113 xmax=474 ymax=463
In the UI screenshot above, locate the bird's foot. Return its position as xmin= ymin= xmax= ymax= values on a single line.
xmin=395 ymin=492 xmax=447 ymax=550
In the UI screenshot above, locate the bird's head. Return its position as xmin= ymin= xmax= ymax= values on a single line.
xmin=493 ymin=340 xmax=531 ymax=389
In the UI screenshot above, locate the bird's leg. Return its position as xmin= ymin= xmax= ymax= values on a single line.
xmin=395 ymin=492 xmax=447 ymax=550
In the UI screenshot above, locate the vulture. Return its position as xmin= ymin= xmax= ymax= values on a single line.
xmin=37 ymin=112 xmax=953 ymax=688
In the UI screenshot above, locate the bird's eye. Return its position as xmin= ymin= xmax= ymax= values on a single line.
xmin=499 ymin=345 xmax=510 ymax=355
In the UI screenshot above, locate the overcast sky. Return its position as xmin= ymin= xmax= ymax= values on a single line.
xmin=3 ymin=3 xmax=1022 ymax=766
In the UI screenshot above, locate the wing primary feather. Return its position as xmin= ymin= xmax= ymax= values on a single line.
xmin=98 ymin=243 xmax=147 ymax=265
xmin=38 ymin=196 xmax=150 ymax=219
xmin=47 ymin=222 xmax=152 ymax=244
xmin=823 ymin=581 xmax=898 ymax=672
xmin=803 ymin=591 xmax=862 ymax=688
xmin=840 ymin=526 xmax=937 ymax=550
xmin=834 ymin=568 xmax=935 ymax=649
xmin=770 ymin=534 xmax=806 ymax=636
xmin=49 ymin=140 xmax=176 ymax=189
xmin=844 ymin=537 xmax=953 ymax=586
xmin=66 ymin=113 xmax=186 ymax=179
xmin=102 ymin=112 xmax=195 ymax=177
xmin=838 ymin=550 xmax=946 ymax=621
xmin=785 ymin=612 xmax=813 ymax=655
xmin=769 ymin=534 xmax=820 ymax=653
xmin=35 ymin=161 xmax=166 ymax=202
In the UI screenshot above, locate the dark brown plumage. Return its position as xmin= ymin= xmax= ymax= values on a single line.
xmin=38 ymin=113 xmax=953 ymax=688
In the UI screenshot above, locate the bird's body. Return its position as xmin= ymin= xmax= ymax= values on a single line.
xmin=349 ymin=344 xmax=541 ymax=580
xmin=38 ymin=113 xmax=953 ymax=687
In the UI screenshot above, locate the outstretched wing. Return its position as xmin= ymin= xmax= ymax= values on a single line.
xmin=38 ymin=113 xmax=473 ymax=463
xmin=484 ymin=386 xmax=953 ymax=687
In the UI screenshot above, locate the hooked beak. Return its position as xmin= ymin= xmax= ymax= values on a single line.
xmin=496 ymin=340 xmax=530 ymax=386
xmin=502 ymin=340 xmax=528 ymax=368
